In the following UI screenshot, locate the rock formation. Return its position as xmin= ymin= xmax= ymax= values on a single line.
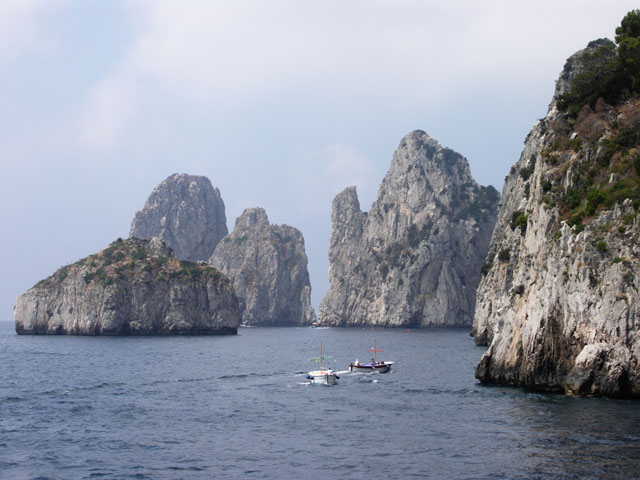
xmin=130 ymin=173 xmax=228 ymax=261
xmin=14 ymin=238 xmax=239 ymax=335
xmin=318 ymin=130 xmax=499 ymax=327
xmin=473 ymin=39 xmax=640 ymax=397
xmin=210 ymin=208 xmax=316 ymax=326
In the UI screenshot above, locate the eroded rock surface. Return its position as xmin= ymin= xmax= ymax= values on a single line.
xmin=14 ymin=238 xmax=239 ymax=335
xmin=130 ymin=173 xmax=227 ymax=261
xmin=473 ymin=43 xmax=640 ymax=397
xmin=318 ymin=130 xmax=498 ymax=327
xmin=210 ymin=208 xmax=316 ymax=326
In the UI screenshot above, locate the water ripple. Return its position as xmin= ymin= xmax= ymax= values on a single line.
xmin=2 ymin=324 xmax=640 ymax=479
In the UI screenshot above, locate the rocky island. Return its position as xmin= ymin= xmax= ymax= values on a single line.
xmin=210 ymin=208 xmax=316 ymax=326
xmin=130 ymin=173 xmax=228 ymax=261
xmin=14 ymin=237 xmax=240 ymax=335
xmin=318 ymin=130 xmax=499 ymax=327
xmin=474 ymin=14 xmax=640 ymax=397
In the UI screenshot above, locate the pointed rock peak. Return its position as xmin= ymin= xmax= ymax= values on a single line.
xmin=235 ymin=207 xmax=270 ymax=230
xmin=332 ymin=186 xmax=363 ymax=220
xmin=210 ymin=207 xmax=316 ymax=326
xmin=130 ymin=173 xmax=227 ymax=262
xmin=400 ymin=130 xmax=441 ymax=151
xmin=160 ymin=173 xmax=213 ymax=190
xmin=319 ymin=130 xmax=497 ymax=329
xmin=167 ymin=172 xmax=191 ymax=181
xmin=396 ymin=129 xmax=463 ymax=165
xmin=335 ymin=186 xmax=360 ymax=208
xmin=389 ymin=130 xmax=471 ymax=185
xmin=145 ymin=174 xmax=224 ymax=207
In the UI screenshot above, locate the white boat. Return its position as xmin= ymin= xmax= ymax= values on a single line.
xmin=307 ymin=341 xmax=339 ymax=385
xmin=348 ymin=339 xmax=394 ymax=373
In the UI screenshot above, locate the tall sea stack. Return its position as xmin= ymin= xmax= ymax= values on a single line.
xmin=318 ymin=130 xmax=499 ymax=327
xmin=210 ymin=208 xmax=316 ymax=326
xmin=473 ymin=34 xmax=640 ymax=397
xmin=130 ymin=173 xmax=228 ymax=261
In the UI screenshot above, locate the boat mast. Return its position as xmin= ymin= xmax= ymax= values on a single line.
xmin=367 ymin=339 xmax=383 ymax=363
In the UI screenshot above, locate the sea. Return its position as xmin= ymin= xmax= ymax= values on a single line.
xmin=2 ymin=322 xmax=640 ymax=480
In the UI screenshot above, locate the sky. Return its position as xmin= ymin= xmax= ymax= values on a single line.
xmin=0 ymin=0 xmax=637 ymax=322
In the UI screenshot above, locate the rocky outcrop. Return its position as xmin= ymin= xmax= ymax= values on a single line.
xmin=318 ymin=130 xmax=499 ymax=327
xmin=473 ymin=42 xmax=640 ymax=397
xmin=14 ymin=238 xmax=239 ymax=335
xmin=209 ymin=208 xmax=316 ymax=326
xmin=130 ymin=173 xmax=228 ymax=261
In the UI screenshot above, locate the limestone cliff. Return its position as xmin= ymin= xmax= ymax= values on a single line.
xmin=318 ymin=130 xmax=499 ymax=327
xmin=130 ymin=173 xmax=228 ymax=261
xmin=14 ymin=238 xmax=239 ymax=335
xmin=210 ymin=208 xmax=316 ymax=326
xmin=473 ymin=40 xmax=640 ymax=397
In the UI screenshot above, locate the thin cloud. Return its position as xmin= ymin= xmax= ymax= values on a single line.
xmin=288 ymin=143 xmax=379 ymax=216
xmin=0 ymin=0 xmax=62 ymax=62
xmin=75 ymin=75 xmax=141 ymax=150
xmin=72 ymin=0 xmax=636 ymax=151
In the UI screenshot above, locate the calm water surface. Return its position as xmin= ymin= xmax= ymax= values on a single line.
xmin=2 ymin=322 xmax=640 ymax=479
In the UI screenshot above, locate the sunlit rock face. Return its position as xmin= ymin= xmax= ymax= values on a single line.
xmin=473 ymin=44 xmax=640 ymax=398
xmin=318 ymin=130 xmax=498 ymax=328
xmin=14 ymin=238 xmax=239 ymax=335
xmin=130 ymin=173 xmax=228 ymax=262
xmin=210 ymin=208 xmax=316 ymax=326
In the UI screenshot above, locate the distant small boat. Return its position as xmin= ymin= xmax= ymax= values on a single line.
xmin=349 ymin=339 xmax=394 ymax=373
xmin=307 ymin=341 xmax=339 ymax=385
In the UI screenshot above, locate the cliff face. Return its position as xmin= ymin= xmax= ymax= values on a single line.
xmin=209 ymin=208 xmax=316 ymax=326
xmin=318 ymin=130 xmax=499 ymax=327
xmin=473 ymin=44 xmax=640 ymax=397
xmin=130 ymin=173 xmax=228 ymax=261
xmin=14 ymin=238 xmax=239 ymax=335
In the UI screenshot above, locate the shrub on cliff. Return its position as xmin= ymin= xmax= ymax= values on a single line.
xmin=616 ymin=9 xmax=640 ymax=91
xmin=558 ymin=10 xmax=640 ymax=116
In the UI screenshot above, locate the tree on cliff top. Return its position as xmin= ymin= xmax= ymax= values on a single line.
xmin=558 ymin=10 xmax=640 ymax=116
xmin=616 ymin=9 xmax=640 ymax=91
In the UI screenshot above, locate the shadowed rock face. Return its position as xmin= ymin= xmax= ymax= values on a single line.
xmin=14 ymin=238 xmax=240 ymax=335
xmin=130 ymin=173 xmax=228 ymax=261
xmin=473 ymin=44 xmax=640 ymax=398
xmin=318 ymin=130 xmax=499 ymax=327
xmin=210 ymin=208 xmax=316 ymax=326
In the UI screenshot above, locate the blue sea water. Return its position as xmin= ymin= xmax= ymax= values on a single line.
xmin=2 ymin=322 xmax=640 ymax=480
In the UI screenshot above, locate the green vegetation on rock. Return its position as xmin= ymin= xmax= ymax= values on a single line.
xmin=455 ymin=185 xmax=499 ymax=222
xmin=74 ymin=238 xmax=225 ymax=287
xmin=407 ymin=223 xmax=432 ymax=247
xmin=595 ymin=240 xmax=609 ymax=252
xmin=498 ymin=249 xmax=511 ymax=263
xmin=558 ymin=10 xmax=640 ymax=117
xmin=510 ymin=211 xmax=528 ymax=234
xmin=539 ymin=13 xmax=640 ymax=233
xmin=616 ymin=9 xmax=640 ymax=91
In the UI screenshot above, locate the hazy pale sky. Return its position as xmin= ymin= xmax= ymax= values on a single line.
xmin=1 ymin=0 xmax=637 ymax=321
